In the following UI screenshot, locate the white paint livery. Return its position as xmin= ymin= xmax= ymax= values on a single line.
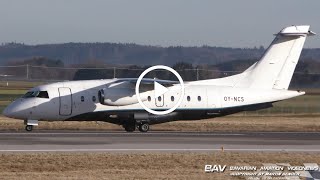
xmin=3 ymin=25 xmax=315 ymax=132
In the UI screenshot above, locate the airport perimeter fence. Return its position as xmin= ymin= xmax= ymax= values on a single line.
xmin=1 ymin=64 xmax=320 ymax=82
xmin=0 ymin=65 xmax=319 ymax=116
xmin=0 ymin=64 xmax=238 ymax=81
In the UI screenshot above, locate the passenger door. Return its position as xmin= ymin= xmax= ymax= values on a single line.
xmin=58 ymin=87 xmax=72 ymax=116
xmin=155 ymin=95 xmax=164 ymax=107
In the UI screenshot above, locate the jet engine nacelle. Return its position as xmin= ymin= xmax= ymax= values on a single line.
xmin=98 ymin=88 xmax=148 ymax=106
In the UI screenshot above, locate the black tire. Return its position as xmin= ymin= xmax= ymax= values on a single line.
xmin=138 ymin=123 xmax=149 ymax=132
xmin=124 ymin=124 xmax=136 ymax=132
xmin=25 ymin=125 xmax=33 ymax=132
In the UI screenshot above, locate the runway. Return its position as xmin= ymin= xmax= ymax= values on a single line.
xmin=0 ymin=131 xmax=320 ymax=152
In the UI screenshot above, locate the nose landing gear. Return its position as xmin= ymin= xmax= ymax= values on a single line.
xmin=24 ymin=119 xmax=38 ymax=132
xmin=25 ymin=125 xmax=33 ymax=131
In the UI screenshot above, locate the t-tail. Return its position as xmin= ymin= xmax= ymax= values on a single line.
xmin=236 ymin=25 xmax=315 ymax=89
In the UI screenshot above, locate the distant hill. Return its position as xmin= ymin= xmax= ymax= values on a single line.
xmin=1 ymin=42 xmax=319 ymax=66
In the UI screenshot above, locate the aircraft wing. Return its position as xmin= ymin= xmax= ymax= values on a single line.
xmin=113 ymin=78 xmax=178 ymax=85
xmin=98 ymin=78 xmax=179 ymax=106
xmin=108 ymin=78 xmax=179 ymax=89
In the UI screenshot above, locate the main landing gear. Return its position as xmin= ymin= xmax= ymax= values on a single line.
xmin=124 ymin=124 xmax=136 ymax=132
xmin=138 ymin=122 xmax=149 ymax=132
xmin=123 ymin=121 xmax=150 ymax=133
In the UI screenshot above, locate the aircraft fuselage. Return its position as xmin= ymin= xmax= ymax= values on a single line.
xmin=3 ymin=79 xmax=303 ymax=126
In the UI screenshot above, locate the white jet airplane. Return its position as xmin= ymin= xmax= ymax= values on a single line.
xmin=3 ymin=25 xmax=315 ymax=132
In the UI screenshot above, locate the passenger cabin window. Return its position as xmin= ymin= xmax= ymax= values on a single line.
xmin=198 ymin=96 xmax=201 ymax=101
xmin=148 ymin=96 xmax=151 ymax=101
xmin=157 ymin=96 xmax=162 ymax=102
xmin=171 ymin=96 xmax=174 ymax=102
xmin=92 ymin=96 xmax=96 ymax=102
xmin=22 ymin=91 xmax=49 ymax=98
xmin=187 ymin=96 xmax=191 ymax=101
xmin=81 ymin=96 xmax=85 ymax=102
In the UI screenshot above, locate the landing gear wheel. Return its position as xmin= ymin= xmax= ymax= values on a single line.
xmin=25 ymin=125 xmax=33 ymax=132
xmin=138 ymin=123 xmax=149 ymax=132
xmin=124 ymin=124 xmax=136 ymax=132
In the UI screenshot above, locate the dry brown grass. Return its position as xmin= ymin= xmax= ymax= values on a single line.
xmin=0 ymin=152 xmax=319 ymax=179
xmin=1 ymin=115 xmax=320 ymax=132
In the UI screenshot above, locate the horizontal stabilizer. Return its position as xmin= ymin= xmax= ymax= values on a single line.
xmin=279 ymin=25 xmax=316 ymax=36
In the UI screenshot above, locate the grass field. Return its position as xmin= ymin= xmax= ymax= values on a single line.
xmin=0 ymin=81 xmax=49 ymax=89
xmin=0 ymin=152 xmax=319 ymax=179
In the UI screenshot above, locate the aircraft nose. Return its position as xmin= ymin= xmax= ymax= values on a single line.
xmin=3 ymin=101 xmax=24 ymax=118
xmin=3 ymin=105 xmax=13 ymax=118
xmin=3 ymin=100 xmax=34 ymax=119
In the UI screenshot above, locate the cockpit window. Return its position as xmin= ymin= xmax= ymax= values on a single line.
xmin=23 ymin=91 xmax=38 ymax=98
xmin=22 ymin=91 xmax=49 ymax=98
xmin=37 ymin=91 xmax=49 ymax=98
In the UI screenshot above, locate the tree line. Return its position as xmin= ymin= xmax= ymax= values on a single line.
xmin=1 ymin=42 xmax=320 ymax=66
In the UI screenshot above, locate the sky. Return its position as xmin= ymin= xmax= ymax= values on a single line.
xmin=0 ymin=0 xmax=319 ymax=48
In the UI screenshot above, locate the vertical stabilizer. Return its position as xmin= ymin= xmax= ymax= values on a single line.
xmin=236 ymin=25 xmax=315 ymax=89
xmin=189 ymin=25 xmax=315 ymax=89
